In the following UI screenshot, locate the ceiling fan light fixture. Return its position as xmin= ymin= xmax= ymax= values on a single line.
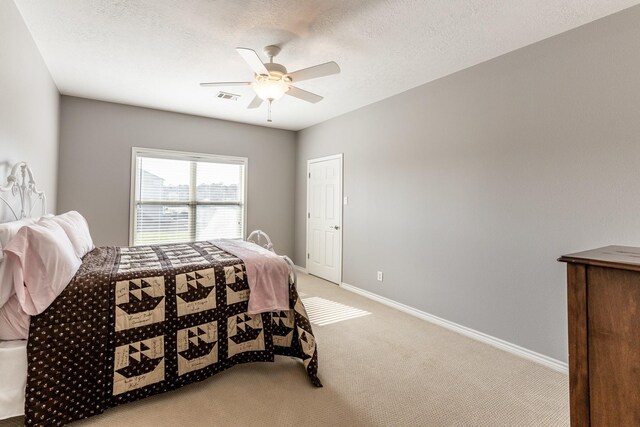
xmin=253 ymin=77 xmax=289 ymax=101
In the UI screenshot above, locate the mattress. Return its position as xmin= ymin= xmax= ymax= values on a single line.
xmin=0 ymin=340 xmax=27 ymax=419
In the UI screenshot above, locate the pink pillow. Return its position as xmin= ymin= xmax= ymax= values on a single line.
xmin=0 ymin=218 xmax=37 ymax=308
xmin=47 ymin=211 xmax=94 ymax=258
xmin=0 ymin=295 xmax=29 ymax=340
xmin=3 ymin=220 xmax=81 ymax=316
xmin=0 ymin=217 xmax=36 ymax=262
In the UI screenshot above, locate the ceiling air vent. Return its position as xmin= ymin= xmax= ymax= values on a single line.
xmin=217 ymin=91 xmax=240 ymax=101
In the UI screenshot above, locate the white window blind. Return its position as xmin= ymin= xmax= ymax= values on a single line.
xmin=131 ymin=149 xmax=247 ymax=246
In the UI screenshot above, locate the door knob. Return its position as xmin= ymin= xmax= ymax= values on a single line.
xmin=332 ymin=225 xmax=340 ymax=230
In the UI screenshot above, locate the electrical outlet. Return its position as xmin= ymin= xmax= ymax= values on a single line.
xmin=377 ymin=271 xmax=383 ymax=282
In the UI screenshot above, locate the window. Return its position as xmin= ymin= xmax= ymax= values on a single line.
xmin=130 ymin=148 xmax=247 ymax=246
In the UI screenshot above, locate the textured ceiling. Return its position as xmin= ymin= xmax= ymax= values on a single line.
xmin=13 ymin=0 xmax=640 ymax=131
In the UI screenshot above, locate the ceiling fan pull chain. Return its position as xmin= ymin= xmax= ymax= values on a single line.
xmin=268 ymin=99 xmax=273 ymax=122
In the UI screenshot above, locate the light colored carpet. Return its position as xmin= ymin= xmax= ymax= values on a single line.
xmin=1 ymin=273 xmax=569 ymax=426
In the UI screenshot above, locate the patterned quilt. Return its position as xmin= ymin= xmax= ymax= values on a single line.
xmin=24 ymin=241 xmax=321 ymax=426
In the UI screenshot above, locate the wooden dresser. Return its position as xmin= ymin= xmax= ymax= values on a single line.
xmin=559 ymin=246 xmax=640 ymax=426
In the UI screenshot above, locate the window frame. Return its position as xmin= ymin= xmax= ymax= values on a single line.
xmin=129 ymin=147 xmax=248 ymax=246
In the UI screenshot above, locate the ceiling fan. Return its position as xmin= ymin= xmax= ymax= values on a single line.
xmin=200 ymin=45 xmax=340 ymax=122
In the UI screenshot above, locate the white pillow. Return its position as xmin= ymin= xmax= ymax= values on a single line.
xmin=0 ymin=217 xmax=39 ymax=308
xmin=3 ymin=220 xmax=81 ymax=316
xmin=47 ymin=211 xmax=95 ymax=258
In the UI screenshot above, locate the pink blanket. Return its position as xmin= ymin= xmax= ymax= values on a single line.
xmin=214 ymin=239 xmax=290 ymax=314
xmin=0 ymin=295 xmax=29 ymax=340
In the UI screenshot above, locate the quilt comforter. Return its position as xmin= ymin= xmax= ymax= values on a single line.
xmin=24 ymin=241 xmax=321 ymax=426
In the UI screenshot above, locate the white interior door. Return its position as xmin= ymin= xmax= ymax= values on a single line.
xmin=307 ymin=154 xmax=343 ymax=284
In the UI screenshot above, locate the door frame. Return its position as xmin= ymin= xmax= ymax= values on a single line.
xmin=306 ymin=153 xmax=343 ymax=284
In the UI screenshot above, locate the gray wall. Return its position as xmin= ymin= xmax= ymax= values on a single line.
xmin=58 ymin=96 xmax=297 ymax=256
xmin=295 ymin=5 xmax=640 ymax=363
xmin=0 ymin=0 xmax=59 ymax=217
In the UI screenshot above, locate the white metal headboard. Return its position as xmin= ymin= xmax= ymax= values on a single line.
xmin=0 ymin=162 xmax=46 ymax=221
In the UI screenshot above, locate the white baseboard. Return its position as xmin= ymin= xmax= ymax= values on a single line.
xmin=294 ymin=265 xmax=308 ymax=274
xmin=340 ymin=282 xmax=568 ymax=374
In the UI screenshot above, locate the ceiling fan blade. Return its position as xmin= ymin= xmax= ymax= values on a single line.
xmin=286 ymin=86 xmax=324 ymax=103
xmin=247 ymin=95 xmax=263 ymax=109
xmin=199 ymin=82 xmax=252 ymax=87
xmin=286 ymin=61 xmax=340 ymax=83
xmin=236 ymin=47 xmax=269 ymax=76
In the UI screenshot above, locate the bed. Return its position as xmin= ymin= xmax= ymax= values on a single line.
xmin=0 ymin=162 xmax=321 ymax=426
